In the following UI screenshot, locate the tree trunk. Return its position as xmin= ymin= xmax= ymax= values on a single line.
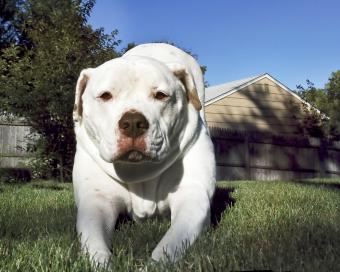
xmin=59 ymin=154 xmax=64 ymax=183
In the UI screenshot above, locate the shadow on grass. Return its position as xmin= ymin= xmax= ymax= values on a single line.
xmin=115 ymin=214 xmax=133 ymax=230
xmin=31 ymin=183 xmax=67 ymax=191
xmin=211 ymin=187 xmax=236 ymax=227
xmin=114 ymin=187 xmax=237 ymax=231
xmin=114 ymin=187 xmax=237 ymax=230
xmin=290 ymin=180 xmax=340 ymax=191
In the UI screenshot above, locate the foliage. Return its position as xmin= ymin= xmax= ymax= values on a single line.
xmin=297 ymin=72 xmax=340 ymax=139
xmin=0 ymin=0 xmax=31 ymax=50
xmin=296 ymin=80 xmax=327 ymax=137
xmin=325 ymin=71 xmax=340 ymax=138
xmin=0 ymin=0 xmax=121 ymax=180
xmin=0 ymin=167 xmax=31 ymax=183
xmin=0 ymin=180 xmax=340 ymax=271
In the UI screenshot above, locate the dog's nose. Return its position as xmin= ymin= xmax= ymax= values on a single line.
xmin=118 ymin=111 xmax=149 ymax=138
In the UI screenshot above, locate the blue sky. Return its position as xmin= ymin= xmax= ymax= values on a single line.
xmin=89 ymin=0 xmax=340 ymax=90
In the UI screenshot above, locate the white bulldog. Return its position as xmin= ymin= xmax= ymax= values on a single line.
xmin=72 ymin=43 xmax=216 ymax=266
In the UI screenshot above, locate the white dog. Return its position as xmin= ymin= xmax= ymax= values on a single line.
xmin=72 ymin=43 xmax=216 ymax=266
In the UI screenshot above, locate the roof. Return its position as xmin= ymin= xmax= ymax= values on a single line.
xmin=204 ymin=74 xmax=261 ymax=103
xmin=204 ymin=73 xmax=308 ymax=107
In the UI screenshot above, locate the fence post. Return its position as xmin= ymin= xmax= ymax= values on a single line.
xmin=244 ymin=134 xmax=251 ymax=180
xmin=59 ymin=154 xmax=64 ymax=182
xmin=318 ymin=139 xmax=326 ymax=178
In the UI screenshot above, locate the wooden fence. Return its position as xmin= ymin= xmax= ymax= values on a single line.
xmin=0 ymin=120 xmax=32 ymax=168
xmin=210 ymin=127 xmax=340 ymax=181
xmin=1 ymin=120 xmax=340 ymax=182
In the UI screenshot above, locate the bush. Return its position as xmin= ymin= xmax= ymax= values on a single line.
xmin=0 ymin=167 xmax=31 ymax=183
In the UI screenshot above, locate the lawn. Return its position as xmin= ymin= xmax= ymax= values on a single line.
xmin=0 ymin=179 xmax=339 ymax=271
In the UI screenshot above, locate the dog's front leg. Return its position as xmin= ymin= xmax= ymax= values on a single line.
xmin=151 ymin=187 xmax=210 ymax=262
xmin=76 ymin=194 xmax=122 ymax=266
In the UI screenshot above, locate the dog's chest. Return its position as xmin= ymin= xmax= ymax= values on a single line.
xmin=127 ymin=181 xmax=169 ymax=220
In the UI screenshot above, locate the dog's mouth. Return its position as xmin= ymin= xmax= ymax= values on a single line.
xmin=115 ymin=150 xmax=152 ymax=163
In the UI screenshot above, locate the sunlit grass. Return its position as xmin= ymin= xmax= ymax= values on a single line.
xmin=0 ymin=179 xmax=339 ymax=271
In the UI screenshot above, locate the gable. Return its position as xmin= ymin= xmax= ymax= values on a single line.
xmin=204 ymin=75 xmax=260 ymax=103
xmin=205 ymin=77 xmax=306 ymax=135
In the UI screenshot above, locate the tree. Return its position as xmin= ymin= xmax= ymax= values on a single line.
xmin=1 ymin=0 xmax=21 ymax=49
xmin=0 ymin=0 xmax=121 ymax=181
xmin=325 ymin=71 xmax=340 ymax=138
xmin=297 ymin=71 xmax=340 ymax=139
xmin=296 ymin=80 xmax=328 ymax=137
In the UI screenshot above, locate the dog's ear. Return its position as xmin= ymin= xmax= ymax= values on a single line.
xmin=73 ymin=68 xmax=93 ymax=122
xmin=166 ymin=62 xmax=202 ymax=111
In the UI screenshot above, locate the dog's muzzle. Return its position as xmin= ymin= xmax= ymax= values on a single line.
xmin=115 ymin=110 xmax=151 ymax=163
xmin=118 ymin=110 xmax=149 ymax=138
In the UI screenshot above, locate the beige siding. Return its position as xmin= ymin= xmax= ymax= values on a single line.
xmin=205 ymin=78 xmax=304 ymax=134
xmin=206 ymin=114 xmax=301 ymax=126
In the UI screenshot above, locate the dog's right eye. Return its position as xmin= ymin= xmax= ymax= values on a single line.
xmin=154 ymin=91 xmax=170 ymax=101
xmin=98 ymin=91 xmax=113 ymax=101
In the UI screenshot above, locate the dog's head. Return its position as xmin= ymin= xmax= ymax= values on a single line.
xmin=73 ymin=56 xmax=201 ymax=182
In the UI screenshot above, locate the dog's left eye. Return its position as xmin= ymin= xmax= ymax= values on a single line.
xmin=98 ymin=91 xmax=113 ymax=101
xmin=154 ymin=91 xmax=169 ymax=101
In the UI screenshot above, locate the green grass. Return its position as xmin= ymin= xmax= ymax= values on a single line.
xmin=0 ymin=179 xmax=340 ymax=271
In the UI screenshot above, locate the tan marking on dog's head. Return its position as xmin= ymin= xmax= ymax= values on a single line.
xmin=73 ymin=68 xmax=93 ymax=122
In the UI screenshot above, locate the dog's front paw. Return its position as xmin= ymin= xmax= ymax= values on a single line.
xmin=151 ymin=244 xmax=180 ymax=263
xmin=88 ymin=249 xmax=112 ymax=268
xmin=138 ymin=258 xmax=157 ymax=272
xmin=151 ymin=247 xmax=164 ymax=262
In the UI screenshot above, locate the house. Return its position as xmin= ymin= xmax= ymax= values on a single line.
xmin=204 ymin=73 xmax=307 ymax=135
xmin=203 ymin=74 xmax=340 ymax=181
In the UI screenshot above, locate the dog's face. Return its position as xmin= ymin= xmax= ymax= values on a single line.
xmin=73 ymin=56 xmax=201 ymax=182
